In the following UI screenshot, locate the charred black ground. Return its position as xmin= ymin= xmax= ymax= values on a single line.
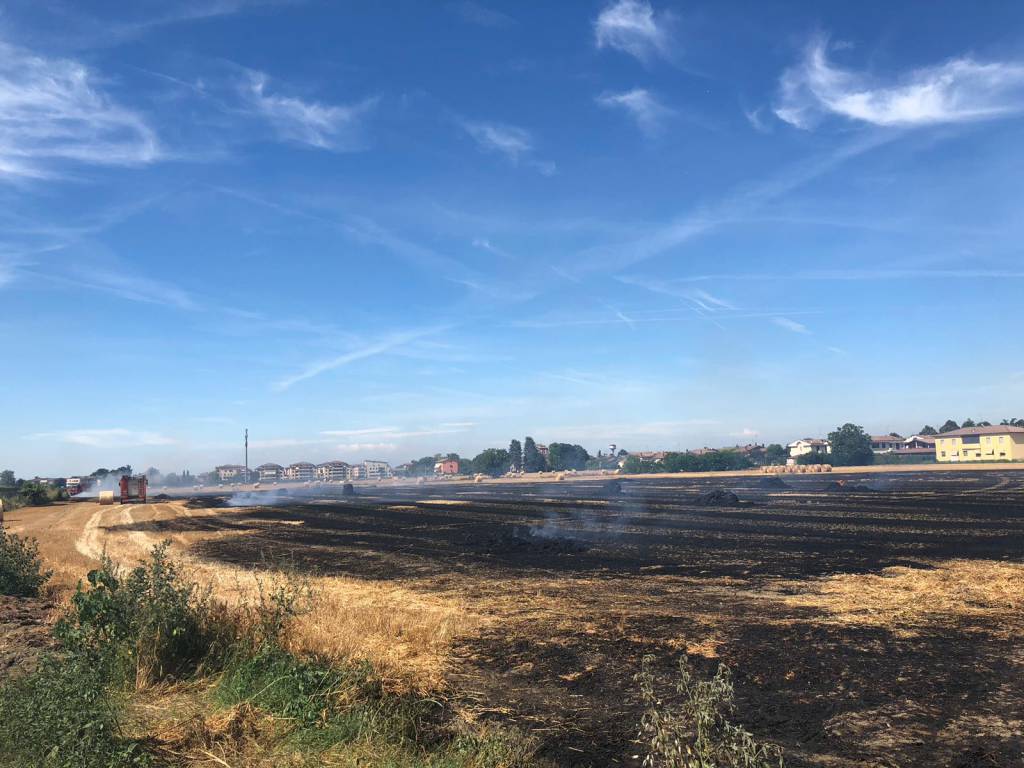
xmin=109 ymin=471 xmax=1024 ymax=767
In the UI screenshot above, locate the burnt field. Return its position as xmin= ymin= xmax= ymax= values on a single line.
xmin=116 ymin=471 xmax=1024 ymax=767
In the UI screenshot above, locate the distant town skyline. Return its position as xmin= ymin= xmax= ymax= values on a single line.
xmin=3 ymin=2 xmax=1024 ymax=476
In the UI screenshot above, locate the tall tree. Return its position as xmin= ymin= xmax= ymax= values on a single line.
xmin=508 ymin=439 xmax=522 ymax=472
xmin=764 ymin=444 xmax=787 ymax=465
xmin=523 ymin=437 xmax=545 ymax=472
xmin=939 ymin=420 xmax=960 ymax=433
xmin=828 ymin=423 xmax=874 ymax=467
xmin=547 ymin=443 xmax=590 ymax=471
xmin=0 ymin=470 xmax=15 ymax=487
xmin=471 ymin=448 xmax=510 ymax=477
xmin=961 ymin=418 xmax=977 ymax=428
xmin=919 ymin=425 xmax=938 ymax=436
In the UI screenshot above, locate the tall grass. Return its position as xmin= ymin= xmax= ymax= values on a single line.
xmin=0 ymin=541 xmax=544 ymax=768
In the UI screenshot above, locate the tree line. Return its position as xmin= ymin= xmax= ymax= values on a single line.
xmin=917 ymin=418 xmax=1024 ymax=435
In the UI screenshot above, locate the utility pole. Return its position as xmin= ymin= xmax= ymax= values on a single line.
xmin=244 ymin=428 xmax=249 ymax=484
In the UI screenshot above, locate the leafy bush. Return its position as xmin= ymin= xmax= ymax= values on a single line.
xmin=636 ymin=654 xmax=783 ymax=768
xmin=217 ymin=644 xmax=376 ymax=727
xmin=0 ymin=651 xmax=149 ymax=768
xmin=57 ymin=543 xmax=230 ymax=688
xmin=0 ymin=529 xmax=51 ymax=596
xmin=794 ymin=451 xmax=830 ymax=466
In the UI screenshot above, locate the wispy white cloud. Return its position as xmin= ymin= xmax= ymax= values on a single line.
xmin=335 ymin=442 xmax=397 ymax=453
xmin=596 ymin=88 xmax=672 ymax=135
xmin=771 ymin=316 xmax=811 ymax=335
xmin=321 ymin=424 xmax=473 ymax=439
xmin=731 ymin=427 xmax=760 ymax=438
xmin=26 ymin=428 xmax=176 ymax=447
xmin=659 ymin=267 xmax=1024 ymax=283
xmin=461 ymin=120 xmax=555 ymax=175
xmin=273 ymin=325 xmax=449 ymax=391
xmin=0 ymin=41 xmax=159 ymax=179
xmin=775 ymin=36 xmax=1024 ymax=129
xmin=242 ymin=71 xmax=377 ymax=150
xmin=66 ymin=266 xmax=199 ymax=310
xmin=573 ymin=132 xmax=892 ymax=275
xmin=594 ymin=0 xmax=673 ymax=65
xmin=447 ymin=1 xmax=515 ymax=27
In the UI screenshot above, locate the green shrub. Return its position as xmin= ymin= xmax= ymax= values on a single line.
xmin=0 ymin=529 xmax=51 ymax=596
xmin=57 ymin=543 xmax=229 ymax=687
xmin=216 ymin=644 xmax=377 ymax=727
xmin=636 ymin=654 xmax=783 ymax=768
xmin=0 ymin=651 xmax=148 ymax=768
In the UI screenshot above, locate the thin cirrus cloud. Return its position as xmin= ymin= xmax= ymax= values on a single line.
xmin=242 ymin=71 xmax=378 ymax=150
xmin=26 ymin=428 xmax=176 ymax=447
xmin=460 ymin=120 xmax=555 ymax=175
xmin=594 ymin=0 xmax=673 ymax=65
xmin=775 ymin=36 xmax=1024 ymax=129
xmin=596 ymin=88 xmax=672 ymax=135
xmin=273 ymin=325 xmax=450 ymax=392
xmin=771 ymin=316 xmax=811 ymax=335
xmin=0 ymin=41 xmax=160 ymax=180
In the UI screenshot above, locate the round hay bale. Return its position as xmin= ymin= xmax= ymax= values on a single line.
xmin=98 ymin=490 xmax=116 ymax=505
xmin=555 ymin=472 xmax=565 ymax=481
xmin=341 ymin=483 xmax=355 ymax=497
xmin=474 ymin=475 xmax=484 ymax=483
xmin=823 ymin=464 xmax=832 ymax=472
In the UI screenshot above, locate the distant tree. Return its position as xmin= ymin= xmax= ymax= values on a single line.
xmin=0 ymin=470 xmax=15 ymax=487
xmin=458 ymin=458 xmax=473 ymax=475
xmin=547 ymin=443 xmax=590 ymax=471
xmin=623 ymin=455 xmax=657 ymax=474
xmin=888 ymin=432 xmax=903 ymax=439
xmin=17 ymin=482 xmax=50 ymax=507
xmin=617 ymin=448 xmax=628 ymax=457
xmin=472 ymin=448 xmax=510 ymax=477
xmin=764 ymin=444 xmax=788 ymax=466
xmin=939 ymin=420 xmax=960 ymax=433
xmin=144 ymin=467 xmax=162 ymax=483
xmin=919 ymin=425 xmax=938 ymax=436
xmin=795 ymin=450 xmax=830 ymax=465
xmin=828 ymin=423 xmax=874 ymax=467
xmin=91 ymin=468 xmax=110 ymax=478
xmin=523 ymin=437 xmax=546 ymax=472
xmin=163 ymin=473 xmax=181 ymax=487
xmin=977 ymin=421 xmax=991 ymax=427
xmin=961 ymin=418 xmax=976 ymax=428
xmin=508 ymin=439 xmax=522 ymax=472
xmin=661 ymin=453 xmax=700 ymax=473
xmin=407 ymin=456 xmax=439 ymax=477
xmin=203 ymin=471 xmax=220 ymax=486
xmin=1001 ymin=418 xmax=1024 ymax=427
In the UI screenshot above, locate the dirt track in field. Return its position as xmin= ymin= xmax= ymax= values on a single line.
xmin=11 ymin=470 xmax=1024 ymax=767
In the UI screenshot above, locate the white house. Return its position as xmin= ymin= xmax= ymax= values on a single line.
xmin=256 ymin=463 xmax=283 ymax=482
xmin=316 ymin=461 xmax=351 ymax=482
xmin=787 ymin=438 xmax=831 ymax=457
xmin=362 ymin=460 xmax=393 ymax=480
xmin=284 ymin=462 xmax=317 ymax=482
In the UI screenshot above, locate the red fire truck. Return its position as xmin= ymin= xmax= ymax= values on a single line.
xmin=118 ymin=475 xmax=148 ymax=504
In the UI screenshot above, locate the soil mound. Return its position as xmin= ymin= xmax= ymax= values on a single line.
xmin=152 ymin=493 xmax=172 ymax=501
xmin=696 ymin=489 xmax=741 ymax=506
xmin=186 ymin=495 xmax=229 ymax=509
xmin=0 ymin=596 xmax=55 ymax=678
xmin=825 ymin=481 xmax=875 ymax=493
xmin=601 ymin=480 xmax=623 ymax=495
xmin=341 ymin=483 xmax=356 ymax=497
xmin=757 ymin=476 xmax=789 ymax=490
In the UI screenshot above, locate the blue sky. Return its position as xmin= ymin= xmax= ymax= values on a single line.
xmin=3 ymin=0 xmax=1024 ymax=476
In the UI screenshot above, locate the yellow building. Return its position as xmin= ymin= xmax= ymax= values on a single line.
xmin=934 ymin=425 xmax=1024 ymax=463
